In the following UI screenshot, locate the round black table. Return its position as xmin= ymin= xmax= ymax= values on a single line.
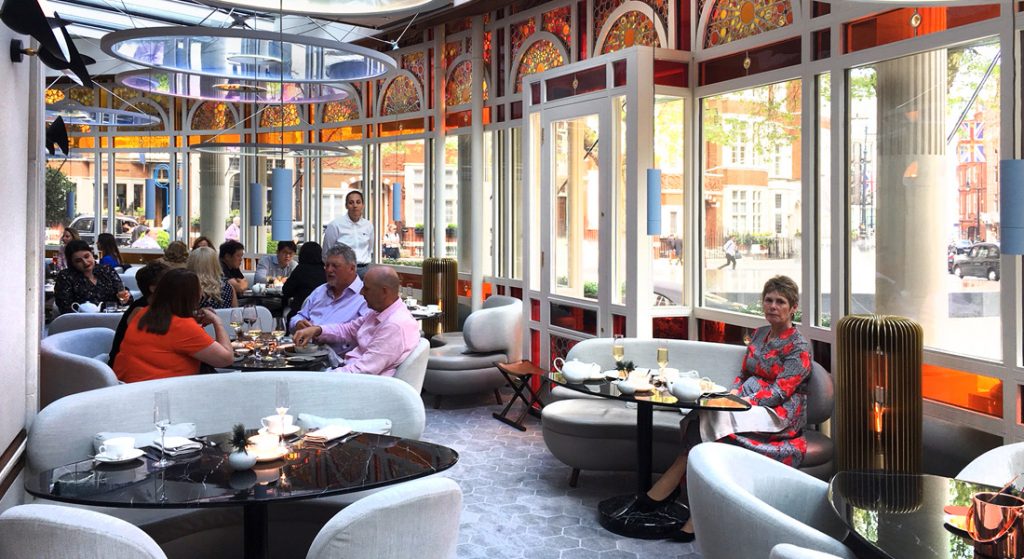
xmin=828 ymin=471 xmax=995 ymax=559
xmin=549 ymin=371 xmax=750 ymax=539
xmin=25 ymin=431 xmax=458 ymax=559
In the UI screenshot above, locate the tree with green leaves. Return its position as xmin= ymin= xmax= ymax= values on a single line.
xmin=45 ymin=167 xmax=74 ymax=226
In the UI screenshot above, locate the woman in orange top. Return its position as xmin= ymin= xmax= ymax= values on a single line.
xmin=113 ymin=269 xmax=234 ymax=383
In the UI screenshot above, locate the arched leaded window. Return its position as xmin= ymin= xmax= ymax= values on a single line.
xmin=514 ymin=39 xmax=565 ymax=93
xmin=703 ymin=0 xmax=794 ymax=48
xmin=380 ymin=74 xmax=422 ymax=115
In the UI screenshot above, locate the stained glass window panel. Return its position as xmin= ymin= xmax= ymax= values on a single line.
xmin=402 ymin=52 xmax=427 ymax=86
xmin=600 ymin=11 xmax=660 ymax=54
xmin=595 ymin=0 xmax=668 ymax=40
xmin=191 ymin=102 xmax=235 ymax=130
xmin=704 ymin=0 xmax=794 ymax=48
xmin=542 ymin=6 xmax=572 ymax=49
xmin=323 ymin=98 xmax=361 ymax=123
xmin=381 ymin=75 xmax=422 ymax=115
xmin=259 ymin=104 xmax=302 ymax=127
xmin=443 ymin=41 xmax=462 ymax=70
xmin=515 ymin=40 xmax=565 ymax=93
xmin=445 ymin=61 xmax=489 ymax=106
xmin=511 ymin=18 xmax=536 ymax=62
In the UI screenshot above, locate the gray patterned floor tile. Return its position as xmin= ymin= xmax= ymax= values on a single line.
xmin=424 ymin=390 xmax=699 ymax=559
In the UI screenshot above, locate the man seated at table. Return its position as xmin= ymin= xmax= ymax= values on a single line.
xmin=294 ymin=266 xmax=418 ymax=377
xmin=290 ymin=243 xmax=369 ymax=355
xmin=219 ymin=239 xmax=248 ymax=295
xmin=254 ymin=240 xmax=298 ymax=284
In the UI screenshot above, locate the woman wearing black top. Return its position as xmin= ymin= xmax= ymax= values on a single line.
xmin=282 ymin=242 xmax=327 ymax=324
xmin=54 ymin=240 xmax=131 ymax=314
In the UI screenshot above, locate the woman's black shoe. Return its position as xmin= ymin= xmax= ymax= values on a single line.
xmin=671 ymin=527 xmax=696 ymax=543
xmin=633 ymin=486 xmax=681 ymax=512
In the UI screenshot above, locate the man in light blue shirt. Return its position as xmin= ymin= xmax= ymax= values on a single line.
xmin=289 ymin=244 xmax=369 ymax=355
xmin=254 ymin=240 xmax=298 ymax=284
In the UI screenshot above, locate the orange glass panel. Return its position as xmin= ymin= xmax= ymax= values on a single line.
xmin=697 ymin=318 xmax=749 ymax=345
xmin=320 ymin=126 xmax=363 ymax=142
xmin=378 ymin=118 xmax=426 ymax=137
xmin=613 ymin=314 xmax=627 ymax=337
xmin=922 ymin=363 xmax=1002 ymax=417
xmin=844 ymin=6 xmax=1000 ymax=54
xmin=531 ymin=298 xmax=540 ymax=321
xmin=112 ymin=135 xmax=171 ymax=149
xmin=653 ymin=316 xmax=688 ymax=339
xmin=550 ymin=302 xmax=597 ymax=335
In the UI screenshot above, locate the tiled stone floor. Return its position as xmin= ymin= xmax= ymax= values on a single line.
xmin=422 ymin=392 xmax=701 ymax=559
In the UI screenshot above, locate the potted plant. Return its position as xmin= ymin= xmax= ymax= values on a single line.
xmin=227 ymin=423 xmax=257 ymax=470
xmin=615 ymin=360 xmax=636 ymax=380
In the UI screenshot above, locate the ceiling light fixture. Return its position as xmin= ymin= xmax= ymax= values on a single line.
xmin=45 ymin=99 xmax=160 ymax=127
xmin=101 ymin=26 xmax=396 ymax=84
xmin=197 ymin=0 xmax=442 ymax=17
xmin=188 ymin=141 xmax=353 ymax=158
xmin=115 ymin=68 xmax=351 ymax=104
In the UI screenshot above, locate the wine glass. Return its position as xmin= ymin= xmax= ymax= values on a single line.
xmin=275 ymin=380 xmax=289 ymax=443
xmin=241 ymin=305 xmax=258 ymax=337
xmin=272 ymin=317 xmax=287 ymax=341
xmin=656 ymin=347 xmax=669 ymax=389
xmin=612 ymin=335 xmax=625 ymax=379
xmin=229 ymin=308 xmax=243 ymax=340
xmin=153 ymin=391 xmax=172 ymax=468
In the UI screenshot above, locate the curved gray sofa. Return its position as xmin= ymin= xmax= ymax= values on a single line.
xmin=28 ymin=371 xmax=426 ymax=559
xmin=40 ymin=327 xmax=118 ymax=408
xmin=541 ymin=337 xmax=835 ymax=485
xmin=423 ymin=296 xmax=523 ymax=408
xmin=48 ymin=312 xmax=124 ymax=335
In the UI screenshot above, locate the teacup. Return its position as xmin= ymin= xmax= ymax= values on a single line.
xmin=670 ymin=377 xmax=702 ymax=402
xmin=261 ymin=414 xmax=294 ymax=434
xmin=98 ymin=436 xmax=135 ymax=459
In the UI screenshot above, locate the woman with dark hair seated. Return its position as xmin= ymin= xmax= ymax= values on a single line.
xmin=113 ymin=268 xmax=234 ymax=383
xmin=639 ymin=275 xmax=812 ymax=542
xmin=163 ymin=241 xmax=189 ymax=268
xmin=96 ymin=233 xmax=127 ymax=271
xmin=282 ymin=241 xmax=326 ymax=325
xmin=53 ymin=239 xmax=131 ymax=314
xmin=108 ymin=260 xmax=170 ymax=369
xmin=192 ymin=236 xmax=213 ymax=250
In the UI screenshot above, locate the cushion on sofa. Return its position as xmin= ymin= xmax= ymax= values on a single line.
xmin=427 ymin=344 xmax=507 ymax=370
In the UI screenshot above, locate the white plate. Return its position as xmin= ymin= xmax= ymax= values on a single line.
xmin=288 ymin=345 xmax=329 ymax=358
xmin=701 ymin=382 xmax=728 ymax=394
xmin=258 ymin=424 xmax=301 ymax=436
xmin=286 ymin=355 xmax=318 ymax=364
xmin=604 ymin=370 xmax=625 ymax=380
xmin=94 ymin=448 xmax=145 ymax=464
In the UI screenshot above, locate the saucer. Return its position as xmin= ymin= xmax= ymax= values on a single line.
xmin=287 ymin=345 xmax=329 ymax=358
xmin=94 ymin=448 xmax=144 ymax=464
xmin=251 ymin=445 xmax=289 ymax=462
xmin=258 ymin=424 xmax=301 ymax=436
xmin=701 ymin=382 xmax=728 ymax=394
xmin=286 ymin=355 xmax=318 ymax=364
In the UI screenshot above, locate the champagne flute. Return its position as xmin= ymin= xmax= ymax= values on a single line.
xmin=275 ymin=380 xmax=289 ymax=443
xmin=612 ymin=335 xmax=625 ymax=379
xmin=656 ymin=347 xmax=669 ymax=389
xmin=153 ymin=391 xmax=172 ymax=468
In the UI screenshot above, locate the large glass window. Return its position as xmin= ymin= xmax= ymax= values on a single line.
xmin=379 ymin=141 xmax=426 ymax=264
xmin=553 ymin=113 xmax=600 ymax=299
xmin=444 ymin=135 xmax=466 ymax=266
xmin=847 ymin=38 xmax=1001 ymax=360
xmin=701 ymin=79 xmax=803 ymax=314
xmin=320 ymin=147 xmax=364 ymax=249
xmin=817 ymin=74 xmax=832 ymax=327
xmin=652 ymin=95 xmax=686 ymax=307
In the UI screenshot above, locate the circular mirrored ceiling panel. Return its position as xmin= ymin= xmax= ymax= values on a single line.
xmin=102 ymin=27 xmax=396 ymax=83
xmin=116 ymin=69 xmax=351 ymax=104
xmin=198 ymin=0 xmax=442 ymax=17
xmin=45 ymin=100 xmax=161 ymax=127
xmin=189 ymin=142 xmax=355 ymax=158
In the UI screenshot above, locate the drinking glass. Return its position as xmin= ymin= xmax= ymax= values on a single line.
xmin=275 ymin=380 xmax=289 ymax=443
xmin=153 ymin=391 xmax=172 ymax=468
xmin=272 ymin=317 xmax=287 ymax=341
xmin=612 ymin=335 xmax=625 ymax=379
xmin=657 ymin=347 xmax=669 ymax=370
xmin=241 ymin=305 xmax=258 ymax=336
xmin=229 ymin=308 xmax=243 ymax=340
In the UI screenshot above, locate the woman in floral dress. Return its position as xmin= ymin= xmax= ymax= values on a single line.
xmin=639 ymin=275 xmax=812 ymax=542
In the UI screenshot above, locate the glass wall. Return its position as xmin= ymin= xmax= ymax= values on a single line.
xmin=701 ymin=79 xmax=803 ymax=316
xmin=846 ymin=38 xmax=1001 ymax=361
xmin=552 ymin=113 xmax=600 ymax=300
xmin=379 ymin=140 xmax=427 ymax=264
xmin=651 ymin=95 xmax=685 ymax=307
xmin=320 ymin=147 xmax=364 ymax=249
xmin=817 ymin=74 xmax=832 ymax=327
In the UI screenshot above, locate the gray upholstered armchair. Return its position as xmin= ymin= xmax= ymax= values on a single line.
xmin=39 ymin=327 xmax=119 ymax=408
xmin=423 ymin=296 xmax=523 ymax=408
xmin=0 ymin=504 xmax=167 ymax=559
xmin=394 ymin=338 xmax=430 ymax=393
xmin=771 ymin=544 xmax=847 ymax=559
xmin=956 ymin=441 xmax=1024 ymax=486
xmin=688 ymin=443 xmax=855 ymax=559
xmin=305 ymin=477 xmax=462 ymax=559
xmin=48 ymin=312 xmax=123 ymax=335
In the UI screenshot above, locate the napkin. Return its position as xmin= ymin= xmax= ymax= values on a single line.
xmin=152 ymin=436 xmax=203 ymax=455
xmin=303 ymin=424 xmax=351 ymax=443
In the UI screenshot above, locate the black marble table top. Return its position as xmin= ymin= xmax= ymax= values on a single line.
xmin=829 ymin=471 xmax=997 ymax=559
xmin=548 ymin=372 xmax=750 ymax=411
xmin=25 ymin=432 xmax=458 ymax=509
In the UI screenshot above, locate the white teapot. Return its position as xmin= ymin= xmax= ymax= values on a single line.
xmin=670 ymin=376 xmax=702 ymax=402
xmin=72 ymin=301 xmax=101 ymax=313
xmin=553 ymin=357 xmax=600 ymax=383
xmin=251 ymin=283 xmax=266 ymax=295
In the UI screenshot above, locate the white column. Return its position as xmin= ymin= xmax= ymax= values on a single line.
xmin=433 ymin=25 xmax=447 ymax=258
xmin=470 ymin=17 xmax=484 ymax=311
xmin=875 ymin=51 xmax=946 ymax=346
xmin=199 ymin=152 xmax=230 ymax=245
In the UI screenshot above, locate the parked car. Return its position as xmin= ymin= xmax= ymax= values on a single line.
xmin=952 ymin=242 xmax=1000 ymax=281
xmin=67 ymin=215 xmax=139 ymax=246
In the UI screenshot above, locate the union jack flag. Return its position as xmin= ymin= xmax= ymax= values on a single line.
xmin=958 ymin=121 xmax=985 ymax=163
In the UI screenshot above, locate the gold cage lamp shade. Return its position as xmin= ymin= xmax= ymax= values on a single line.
xmin=835 ymin=314 xmax=923 ymax=474
xmin=422 ymin=258 xmax=458 ymax=334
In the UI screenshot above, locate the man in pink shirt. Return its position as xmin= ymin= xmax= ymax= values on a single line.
xmin=293 ymin=266 xmax=419 ymax=376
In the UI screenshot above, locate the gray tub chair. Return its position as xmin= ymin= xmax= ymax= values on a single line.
xmin=48 ymin=312 xmax=124 ymax=335
xmin=688 ymin=443 xmax=855 ymax=559
xmin=394 ymin=338 xmax=430 ymax=393
xmin=39 ymin=327 xmax=118 ymax=408
xmin=423 ymin=296 xmax=523 ymax=408
xmin=306 ymin=477 xmax=462 ymax=559
xmin=0 ymin=504 xmax=167 ymax=559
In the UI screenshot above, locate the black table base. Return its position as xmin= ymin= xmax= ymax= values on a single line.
xmin=243 ymin=504 xmax=268 ymax=559
xmin=597 ymin=494 xmax=690 ymax=539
